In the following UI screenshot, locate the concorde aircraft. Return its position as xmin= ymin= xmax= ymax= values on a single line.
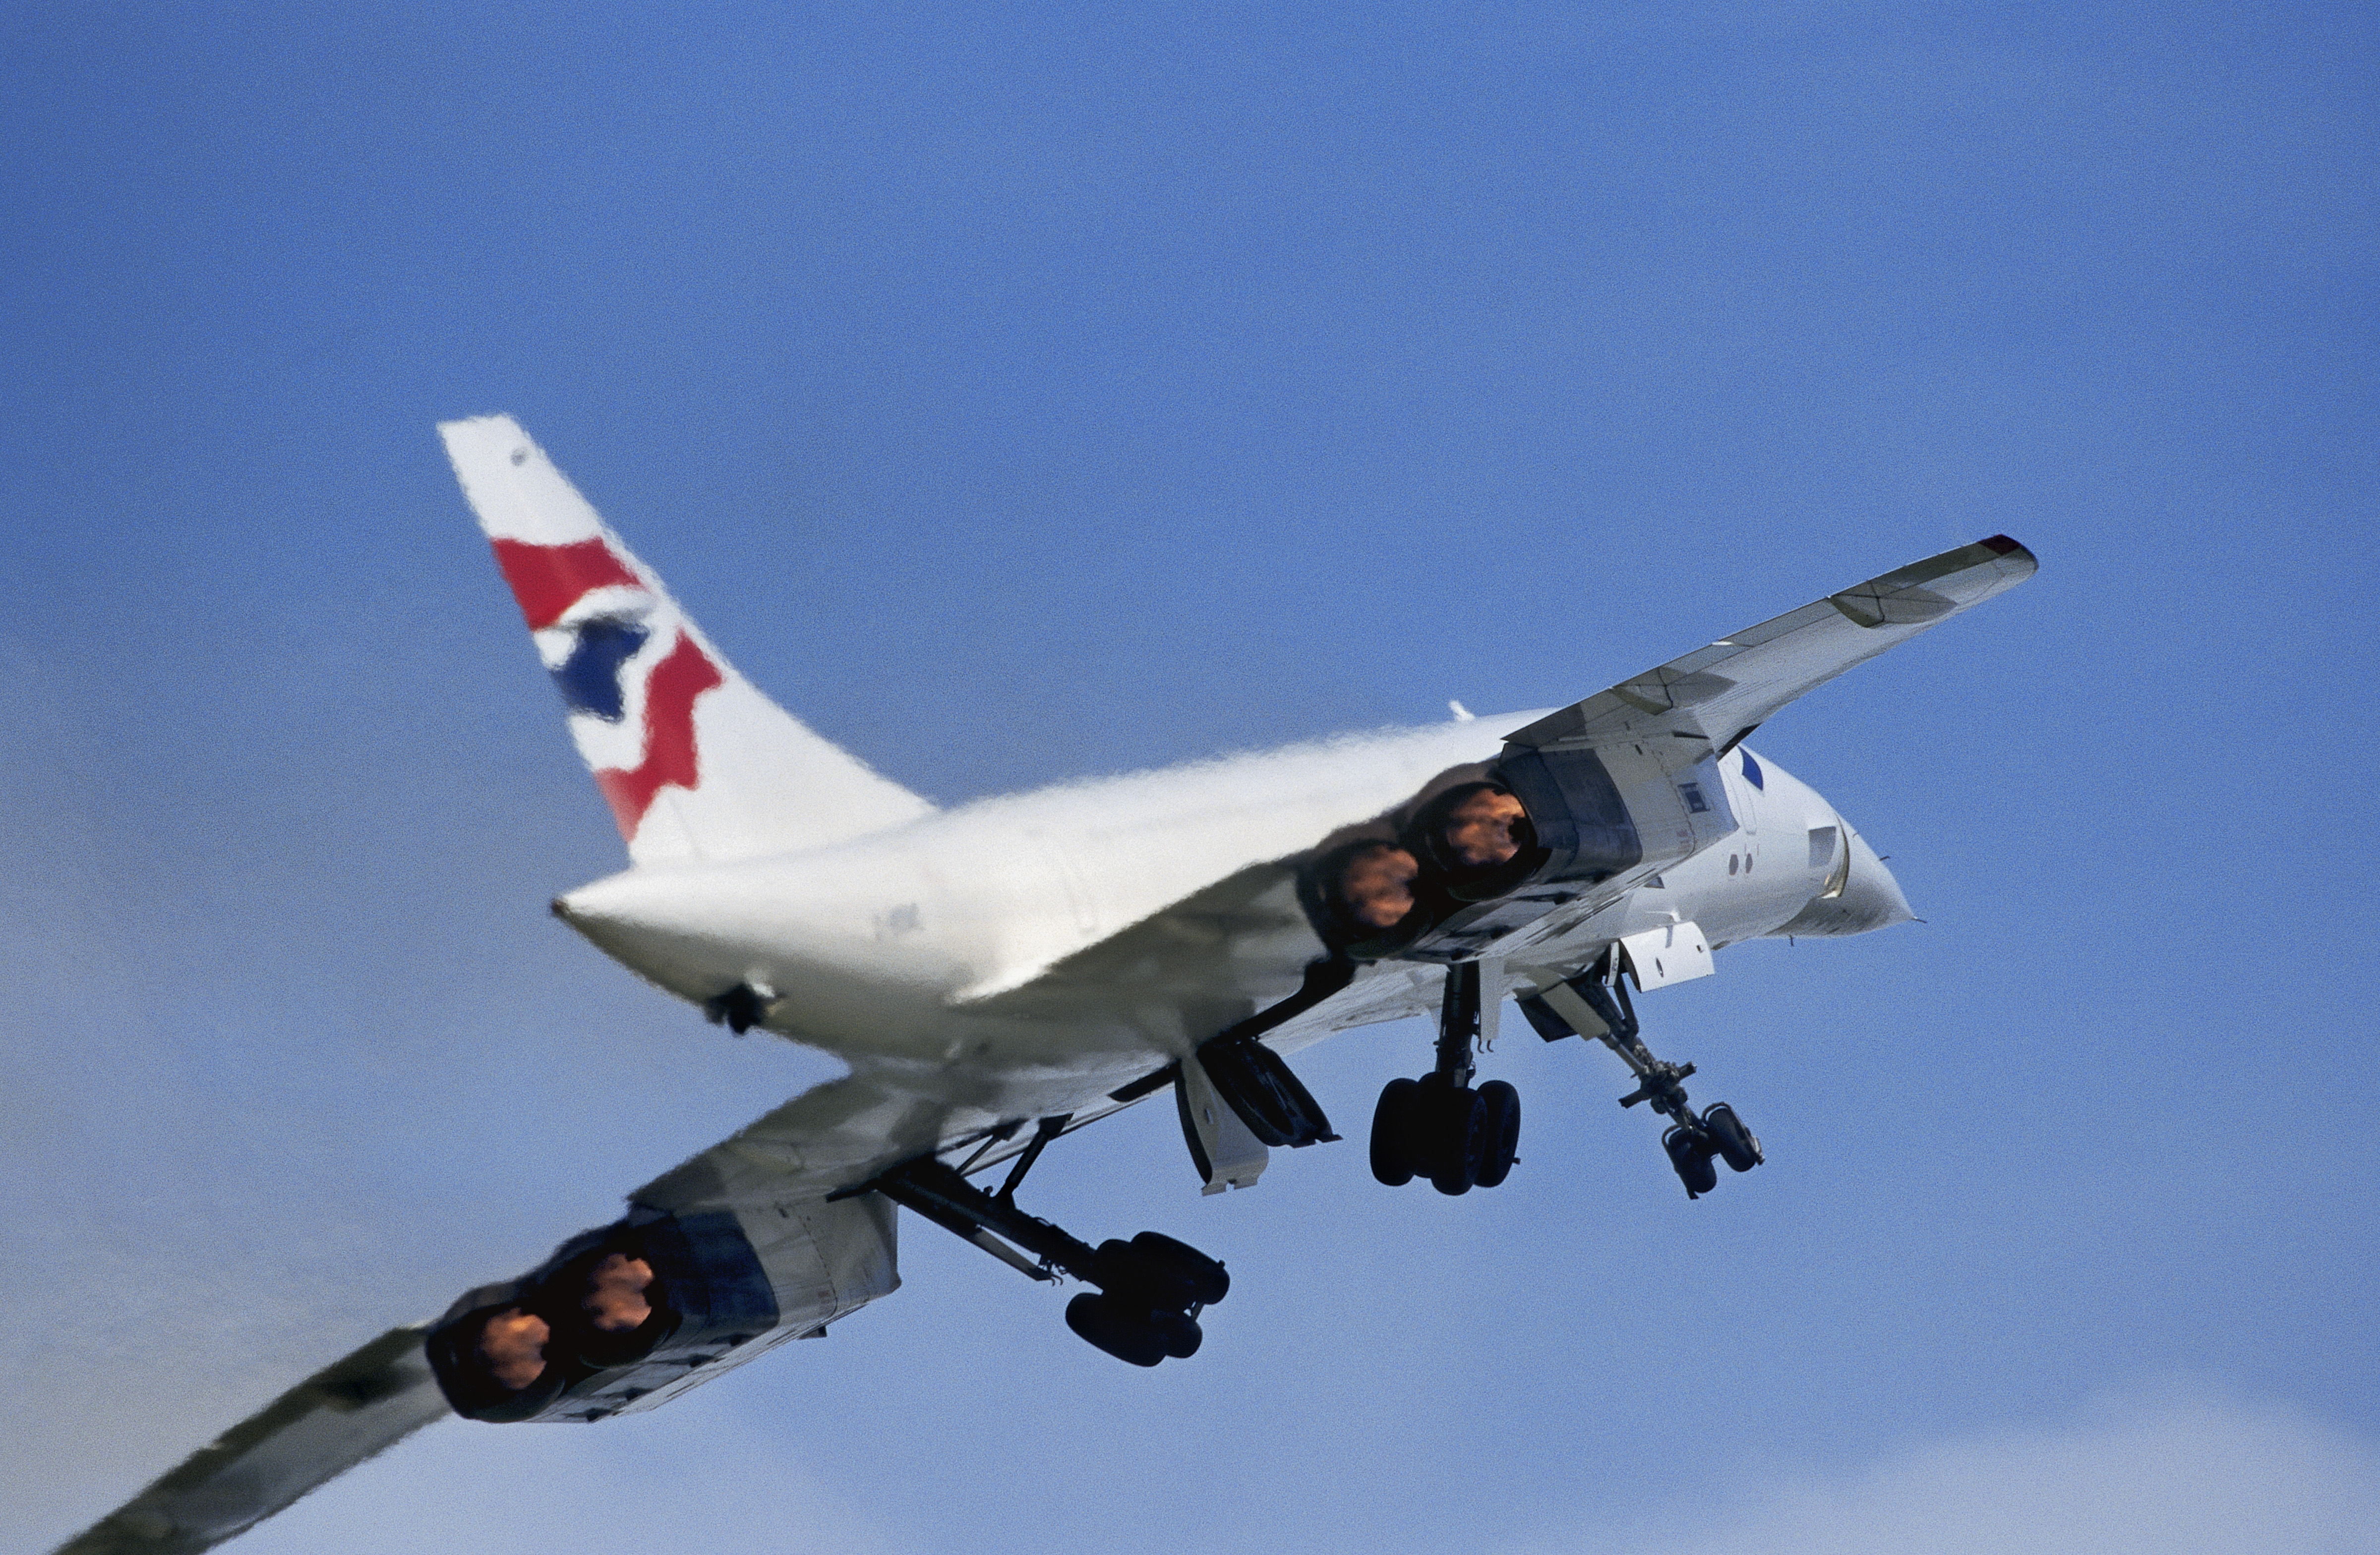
xmin=56 ymin=417 xmax=2036 ymax=1553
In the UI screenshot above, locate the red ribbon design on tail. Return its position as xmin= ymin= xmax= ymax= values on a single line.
xmin=593 ymin=633 xmax=725 ymax=840
xmin=490 ymin=538 xmax=642 ymax=630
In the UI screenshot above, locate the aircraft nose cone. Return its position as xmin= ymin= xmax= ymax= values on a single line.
xmin=1835 ymin=825 xmax=1915 ymax=931
xmin=1772 ymin=822 xmax=1913 ymax=938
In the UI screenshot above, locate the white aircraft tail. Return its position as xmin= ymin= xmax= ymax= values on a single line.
xmin=439 ymin=415 xmax=935 ymax=865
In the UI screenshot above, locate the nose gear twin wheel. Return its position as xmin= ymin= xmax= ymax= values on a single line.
xmin=1663 ymin=1126 xmax=1719 ymax=1198
xmin=1702 ymin=1102 xmax=1763 ymax=1174
xmin=1518 ymin=967 xmax=1769 ymax=1200
xmin=1662 ymin=1104 xmax=1763 ymax=1198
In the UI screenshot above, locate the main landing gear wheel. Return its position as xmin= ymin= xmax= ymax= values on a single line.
xmin=1370 ymin=1077 xmax=1422 ymax=1187
xmin=1150 ymin=1308 xmax=1203 ymax=1360
xmin=1372 ymin=961 xmax=1524 ymax=1196
xmin=1426 ymin=1075 xmax=1486 ymax=1197
xmin=1116 ymin=1230 xmax=1231 ymax=1307
xmin=1065 ymin=1293 xmax=1167 ymax=1368
xmin=869 ymin=1144 xmax=1227 ymax=1369
xmin=1372 ymin=1075 xmax=1504 ymax=1194
xmin=1473 ymin=1080 xmax=1520 ymax=1189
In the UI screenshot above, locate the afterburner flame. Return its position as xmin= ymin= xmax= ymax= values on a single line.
xmin=583 ymin=1253 xmax=655 ymax=1333
xmin=1442 ymin=788 xmax=1526 ymax=868
xmin=478 ymin=1307 xmax=551 ymax=1390
xmin=1337 ymin=843 xmax=1420 ymax=929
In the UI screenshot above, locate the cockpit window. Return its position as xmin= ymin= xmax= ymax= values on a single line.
xmin=1741 ymin=750 xmax=1764 ymax=790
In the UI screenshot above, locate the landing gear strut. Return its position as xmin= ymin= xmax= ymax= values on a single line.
xmin=1370 ymin=961 xmax=1522 ymax=1195
xmin=864 ymin=1117 xmax=1229 ymax=1367
xmin=1517 ymin=966 xmax=1764 ymax=1198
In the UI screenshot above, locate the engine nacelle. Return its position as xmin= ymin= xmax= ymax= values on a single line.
xmin=425 ymin=1195 xmax=896 ymax=1424
xmin=1296 ymin=746 xmax=1644 ymax=963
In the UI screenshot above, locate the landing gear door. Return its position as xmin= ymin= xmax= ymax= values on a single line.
xmin=1618 ymin=921 xmax=1715 ymax=991
xmin=1177 ymin=1051 xmax=1270 ymax=1196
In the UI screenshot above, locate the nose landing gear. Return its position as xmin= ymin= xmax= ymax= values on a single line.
xmin=1518 ymin=967 xmax=1764 ymax=1199
xmin=1369 ymin=961 xmax=1523 ymax=1195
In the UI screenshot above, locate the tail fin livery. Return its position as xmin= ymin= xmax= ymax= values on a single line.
xmin=439 ymin=415 xmax=935 ymax=864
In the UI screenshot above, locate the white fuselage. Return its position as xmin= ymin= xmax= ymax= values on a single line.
xmin=555 ymin=714 xmax=1910 ymax=1090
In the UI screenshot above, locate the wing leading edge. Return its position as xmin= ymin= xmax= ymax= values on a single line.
xmin=1505 ymin=535 xmax=2038 ymax=755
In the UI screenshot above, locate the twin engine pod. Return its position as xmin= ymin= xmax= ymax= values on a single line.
xmin=425 ymin=1196 xmax=897 ymax=1424
xmin=1295 ymin=747 xmax=1644 ymax=964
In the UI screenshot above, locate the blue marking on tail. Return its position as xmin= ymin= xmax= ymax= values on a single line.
xmin=551 ymin=619 xmax=651 ymax=721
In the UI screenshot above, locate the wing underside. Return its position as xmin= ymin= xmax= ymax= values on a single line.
xmin=54 ymin=1327 xmax=450 ymax=1555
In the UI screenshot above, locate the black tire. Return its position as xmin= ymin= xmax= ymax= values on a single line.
xmin=1066 ymin=1293 xmax=1165 ymax=1367
xmin=1150 ymin=1308 xmax=1203 ymax=1359
xmin=1089 ymin=1240 xmax=1196 ymax=1313
xmin=1703 ymin=1103 xmax=1762 ymax=1173
xmin=1370 ymin=1077 xmax=1421 ymax=1186
xmin=1473 ymin=1080 xmax=1521 ymax=1188
xmin=1129 ymin=1231 xmax=1230 ymax=1306
xmin=1428 ymin=1085 xmax=1486 ymax=1196
xmin=1664 ymin=1128 xmax=1718 ymax=1197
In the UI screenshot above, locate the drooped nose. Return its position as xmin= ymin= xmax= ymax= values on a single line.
xmin=1774 ymin=821 xmax=1914 ymax=937
xmin=1838 ymin=826 xmax=1915 ymax=930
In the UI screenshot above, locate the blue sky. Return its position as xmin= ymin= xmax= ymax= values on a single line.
xmin=4 ymin=3 xmax=2375 ymax=1551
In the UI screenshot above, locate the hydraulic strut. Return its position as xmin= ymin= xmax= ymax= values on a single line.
xmin=870 ymin=1136 xmax=1094 ymax=1284
xmin=1547 ymin=976 xmax=1701 ymax=1130
xmin=1518 ymin=960 xmax=1763 ymax=1198
xmin=1435 ymin=959 xmax=1488 ymax=1088
xmin=860 ymin=1119 xmax=1234 ymax=1367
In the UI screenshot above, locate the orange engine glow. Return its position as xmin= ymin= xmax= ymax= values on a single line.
xmin=1338 ymin=844 xmax=1420 ymax=929
xmin=1442 ymin=788 xmax=1526 ymax=868
xmin=477 ymin=1307 xmax=551 ymax=1390
xmin=583 ymin=1253 xmax=656 ymax=1333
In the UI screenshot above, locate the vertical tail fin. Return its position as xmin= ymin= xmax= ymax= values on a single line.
xmin=439 ymin=414 xmax=934 ymax=864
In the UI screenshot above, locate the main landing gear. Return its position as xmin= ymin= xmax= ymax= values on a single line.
xmin=864 ymin=1117 xmax=1230 ymax=1367
xmin=1370 ymin=961 xmax=1522 ymax=1196
xmin=1516 ymin=966 xmax=1764 ymax=1199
